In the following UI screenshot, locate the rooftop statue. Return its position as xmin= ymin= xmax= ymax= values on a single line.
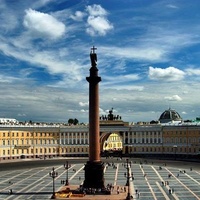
xmin=108 ymin=108 xmax=114 ymax=120
xmin=90 ymin=46 xmax=97 ymax=67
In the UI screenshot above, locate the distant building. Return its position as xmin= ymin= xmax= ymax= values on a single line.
xmin=0 ymin=108 xmax=199 ymax=161
xmin=0 ymin=118 xmax=19 ymax=124
xmin=159 ymin=108 xmax=182 ymax=124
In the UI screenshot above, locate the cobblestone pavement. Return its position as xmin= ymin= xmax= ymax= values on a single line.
xmin=0 ymin=158 xmax=199 ymax=199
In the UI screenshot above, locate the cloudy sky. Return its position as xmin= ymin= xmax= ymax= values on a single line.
xmin=0 ymin=0 xmax=200 ymax=123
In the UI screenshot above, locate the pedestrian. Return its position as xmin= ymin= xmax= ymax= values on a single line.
xmin=117 ymin=188 xmax=119 ymax=194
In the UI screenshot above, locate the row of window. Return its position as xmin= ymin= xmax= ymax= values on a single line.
xmin=1 ymin=139 xmax=58 ymax=145
xmin=164 ymin=137 xmax=200 ymax=144
xmin=0 ymin=132 xmax=88 ymax=137
xmin=2 ymin=147 xmax=88 ymax=155
xmin=1 ymin=132 xmax=58 ymax=137
xmin=126 ymin=138 xmax=162 ymax=144
xmin=129 ymin=146 xmax=199 ymax=153
xmin=165 ymin=130 xmax=200 ymax=135
xmin=128 ymin=131 xmax=161 ymax=136
xmin=60 ymin=138 xmax=88 ymax=145
xmin=1 ymin=138 xmax=91 ymax=146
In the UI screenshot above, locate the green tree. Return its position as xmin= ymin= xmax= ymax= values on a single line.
xmin=68 ymin=118 xmax=74 ymax=124
xmin=74 ymin=118 xmax=79 ymax=125
xmin=68 ymin=118 xmax=79 ymax=125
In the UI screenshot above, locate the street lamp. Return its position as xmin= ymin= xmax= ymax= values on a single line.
xmin=64 ymin=161 xmax=69 ymax=186
xmin=125 ymin=159 xmax=129 ymax=186
xmin=49 ymin=167 xmax=58 ymax=199
xmin=173 ymin=145 xmax=177 ymax=160
xmin=125 ymin=158 xmax=131 ymax=200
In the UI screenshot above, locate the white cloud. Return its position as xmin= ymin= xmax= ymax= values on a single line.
xmin=0 ymin=74 xmax=20 ymax=83
xmin=79 ymin=101 xmax=89 ymax=107
xmin=86 ymin=16 xmax=113 ymax=36
xmin=86 ymin=4 xmax=107 ymax=16
xmin=70 ymin=11 xmax=86 ymax=21
xmin=185 ymin=68 xmax=200 ymax=76
xmin=166 ymin=4 xmax=179 ymax=9
xmin=164 ymin=95 xmax=182 ymax=101
xmin=86 ymin=4 xmax=113 ymax=36
xmin=102 ymin=85 xmax=144 ymax=91
xmin=148 ymin=66 xmax=185 ymax=81
xmin=101 ymin=46 xmax=166 ymax=62
xmin=181 ymin=111 xmax=187 ymax=115
xmin=104 ymin=74 xmax=140 ymax=82
xmin=23 ymin=8 xmax=66 ymax=39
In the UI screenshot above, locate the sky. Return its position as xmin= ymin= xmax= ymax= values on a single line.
xmin=0 ymin=0 xmax=200 ymax=123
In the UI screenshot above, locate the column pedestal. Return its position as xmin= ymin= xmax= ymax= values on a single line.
xmin=83 ymin=161 xmax=105 ymax=189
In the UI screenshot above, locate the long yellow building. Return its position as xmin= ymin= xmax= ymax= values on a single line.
xmin=0 ymin=108 xmax=200 ymax=161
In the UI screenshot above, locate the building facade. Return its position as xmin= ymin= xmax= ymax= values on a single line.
xmin=0 ymin=108 xmax=200 ymax=161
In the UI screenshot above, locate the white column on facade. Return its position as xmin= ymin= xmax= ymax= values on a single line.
xmin=84 ymin=132 xmax=85 ymax=144
xmin=67 ymin=133 xmax=69 ymax=144
xmin=144 ymin=132 xmax=146 ymax=143
xmin=128 ymin=131 xmax=130 ymax=144
xmin=76 ymin=132 xmax=77 ymax=144
xmin=157 ymin=132 xmax=159 ymax=143
xmin=72 ymin=133 xmax=74 ymax=144
xmin=131 ymin=132 xmax=134 ymax=144
xmin=153 ymin=132 xmax=155 ymax=143
xmin=123 ymin=132 xmax=125 ymax=144
xmin=63 ymin=132 xmax=65 ymax=145
xmin=149 ymin=132 xmax=150 ymax=143
xmin=160 ymin=132 xmax=162 ymax=144
xmin=59 ymin=132 xmax=61 ymax=145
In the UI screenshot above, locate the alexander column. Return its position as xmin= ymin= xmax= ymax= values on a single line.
xmin=83 ymin=46 xmax=105 ymax=189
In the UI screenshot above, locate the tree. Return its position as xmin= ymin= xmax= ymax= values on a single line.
xmin=68 ymin=118 xmax=74 ymax=124
xmin=68 ymin=118 xmax=79 ymax=125
xmin=74 ymin=118 xmax=79 ymax=125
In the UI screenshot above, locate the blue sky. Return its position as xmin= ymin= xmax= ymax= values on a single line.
xmin=1 ymin=0 xmax=200 ymax=123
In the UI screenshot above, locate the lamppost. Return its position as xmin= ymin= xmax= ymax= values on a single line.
xmin=64 ymin=161 xmax=69 ymax=186
xmin=125 ymin=158 xmax=131 ymax=200
xmin=49 ymin=167 xmax=58 ymax=199
xmin=173 ymin=145 xmax=177 ymax=160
